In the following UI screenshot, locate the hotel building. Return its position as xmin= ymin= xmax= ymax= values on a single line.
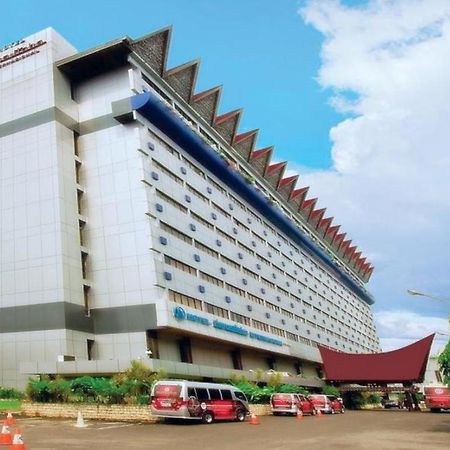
xmin=0 ymin=28 xmax=380 ymax=388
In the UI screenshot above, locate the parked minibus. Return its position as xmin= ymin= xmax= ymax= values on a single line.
xmin=150 ymin=380 xmax=250 ymax=424
xmin=424 ymin=386 xmax=450 ymax=412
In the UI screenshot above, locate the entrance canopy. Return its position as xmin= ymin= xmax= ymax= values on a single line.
xmin=318 ymin=334 xmax=434 ymax=384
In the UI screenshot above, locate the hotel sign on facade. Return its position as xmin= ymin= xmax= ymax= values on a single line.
xmin=0 ymin=39 xmax=47 ymax=69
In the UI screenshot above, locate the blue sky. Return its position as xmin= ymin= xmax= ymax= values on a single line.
xmin=1 ymin=0 xmax=341 ymax=169
xmin=2 ymin=0 xmax=450 ymax=351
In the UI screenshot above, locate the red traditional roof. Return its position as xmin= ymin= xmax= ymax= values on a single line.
xmin=319 ymin=334 xmax=434 ymax=383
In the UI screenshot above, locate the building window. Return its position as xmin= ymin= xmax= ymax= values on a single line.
xmin=178 ymin=338 xmax=193 ymax=364
xmin=169 ymin=290 xmax=203 ymax=311
xmin=205 ymin=302 xmax=229 ymax=319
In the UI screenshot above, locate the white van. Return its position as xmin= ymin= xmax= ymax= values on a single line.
xmin=150 ymin=380 xmax=250 ymax=424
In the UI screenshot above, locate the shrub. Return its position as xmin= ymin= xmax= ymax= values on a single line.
xmin=49 ymin=378 xmax=71 ymax=402
xmin=342 ymin=391 xmax=365 ymax=409
xmin=26 ymin=378 xmax=52 ymax=403
xmin=0 ymin=387 xmax=24 ymax=400
xmin=366 ymin=393 xmax=382 ymax=405
xmin=322 ymin=385 xmax=340 ymax=397
xmin=70 ymin=376 xmax=97 ymax=400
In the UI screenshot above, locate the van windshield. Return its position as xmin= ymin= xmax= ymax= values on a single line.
xmin=154 ymin=384 xmax=182 ymax=398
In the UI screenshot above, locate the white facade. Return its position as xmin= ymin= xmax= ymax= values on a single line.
xmin=0 ymin=28 xmax=380 ymax=388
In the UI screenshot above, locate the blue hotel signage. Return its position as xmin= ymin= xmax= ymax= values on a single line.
xmin=173 ymin=306 xmax=283 ymax=347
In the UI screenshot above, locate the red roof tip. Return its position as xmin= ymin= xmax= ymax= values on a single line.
xmin=300 ymin=197 xmax=318 ymax=210
xmin=250 ymin=146 xmax=273 ymax=160
xmin=191 ymin=85 xmax=222 ymax=102
xmin=266 ymin=161 xmax=287 ymax=175
xmin=214 ymin=109 xmax=242 ymax=125
xmin=290 ymin=186 xmax=309 ymax=199
xmin=233 ymin=129 xmax=258 ymax=144
xmin=309 ymin=207 xmax=326 ymax=220
xmin=279 ymin=175 xmax=298 ymax=187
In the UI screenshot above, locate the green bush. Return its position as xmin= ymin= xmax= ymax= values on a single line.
xmin=26 ymin=378 xmax=53 ymax=403
xmin=25 ymin=361 xmax=168 ymax=404
xmin=366 ymin=393 xmax=382 ymax=405
xmin=322 ymin=385 xmax=340 ymax=397
xmin=0 ymin=387 xmax=24 ymax=400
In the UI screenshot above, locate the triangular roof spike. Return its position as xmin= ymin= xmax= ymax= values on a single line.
xmin=191 ymin=85 xmax=222 ymax=125
xmin=332 ymin=232 xmax=346 ymax=250
xmin=344 ymin=245 xmax=357 ymax=261
xmin=366 ymin=265 xmax=374 ymax=279
xmin=360 ymin=261 xmax=370 ymax=274
xmin=265 ymin=161 xmax=287 ymax=175
xmin=232 ymin=129 xmax=258 ymax=160
xmin=355 ymin=256 xmax=366 ymax=271
xmin=299 ymin=197 xmax=317 ymax=214
xmin=325 ymin=224 xmax=340 ymax=241
xmin=308 ymin=207 xmax=326 ymax=223
xmin=290 ymin=186 xmax=309 ymax=201
xmin=317 ymin=216 xmax=333 ymax=236
xmin=213 ymin=109 xmax=243 ymax=144
xmin=249 ymin=146 xmax=273 ymax=175
xmin=131 ymin=26 xmax=172 ymax=76
xmin=233 ymin=129 xmax=259 ymax=144
xmin=264 ymin=161 xmax=287 ymax=190
xmin=339 ymin=239 xmax=352 ymax=256
xmin=277 ymin=175 xmax=299 ymax=201
xmin=351 ymin=251 xmax=362 ymax=267
xmin=164 ymin=59 xmax=200 ymax=102
xmin=279 ymin=174 xmax=298 ymax=187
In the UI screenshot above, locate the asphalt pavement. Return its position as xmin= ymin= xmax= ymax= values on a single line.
xmin=12 ymin=409 xmax=450 ymax=450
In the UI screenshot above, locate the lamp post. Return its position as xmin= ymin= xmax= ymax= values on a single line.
xmin=406 ymin=289 xmax=450 ymax=303
xmin=406 ymin=289 xmax=450 ymax=335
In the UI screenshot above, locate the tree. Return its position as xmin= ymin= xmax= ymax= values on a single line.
xmin=438 ymin=339 xmax=450 ymax=386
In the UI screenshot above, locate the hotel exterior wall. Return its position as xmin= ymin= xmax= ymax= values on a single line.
xmin=138 ymin=117 xmax=378 ymax=356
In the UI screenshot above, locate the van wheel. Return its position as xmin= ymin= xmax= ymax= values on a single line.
xmin=202 ymin=411 xmax=214 ymax=424
xmin=236 ymin=409 xmax=246 ymax=422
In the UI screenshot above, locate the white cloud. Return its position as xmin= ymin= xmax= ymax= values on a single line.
xmin=375 ymin=310 xmax=448 ymax=353
xmin=298 ymin=0 xmax=450 ymax=346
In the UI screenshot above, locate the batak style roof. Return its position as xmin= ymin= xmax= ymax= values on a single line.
xmin=318 ymin=334 xmax=434 ymax=384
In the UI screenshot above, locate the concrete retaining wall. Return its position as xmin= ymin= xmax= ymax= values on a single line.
xmin=21 ymin=402 xmax=272 ymax=422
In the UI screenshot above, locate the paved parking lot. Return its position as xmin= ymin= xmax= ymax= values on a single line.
xmin=13 ymin=410 xmax=450 ymax=450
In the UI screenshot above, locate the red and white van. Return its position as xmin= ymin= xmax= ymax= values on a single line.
xmin=308 ymin=394 xmax=333 ymax=414
xmin=271 ymin=393 xmax=316 ymax=416
xmin=326 ymin=395 xmax=345 ymax=414
xmin=150 ymin=380 xmax=250 ymax=424
xmin=424 ymin=386 xmax=450 ymax=412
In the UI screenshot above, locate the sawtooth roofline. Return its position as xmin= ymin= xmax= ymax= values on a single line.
xmin=56 ymin=27 xmax=373 ymax=282
xmin=131 ymin=91 xmax=375 ymax=306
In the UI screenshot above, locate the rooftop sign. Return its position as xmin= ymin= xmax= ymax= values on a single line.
xmin=0 ymin=39 xmax=47 ymax=70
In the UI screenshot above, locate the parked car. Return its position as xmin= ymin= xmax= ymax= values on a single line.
xmin=327 ymin=395 xmax=345 ymax=413
xmin=150 ymin=380 xmax=249 ymax=424
xmin=383 ymin=399 xmax=401 ymax=409
xmin=424 ymin=387 xmax=450 ymax=412
xmin=271 ymin=393 xmax=316 ymax=416
xmin=308 ymin=394 xmax=333 ymax=414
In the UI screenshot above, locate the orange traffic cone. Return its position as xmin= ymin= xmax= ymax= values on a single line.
xmin=9 ymin=429 xmax=26 ymax=450
xmin=0 ymin=422 xmax=13 ymax=445
xmin=5 ymin=413 xmax=16 ymax=426
xmin=248 ymin=413 xmax=260 ymax=425
xmin=296 ymin=410 xmax=303 ymax=421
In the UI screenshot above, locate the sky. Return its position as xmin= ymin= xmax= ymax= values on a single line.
xmin=1 ymin=0 xmax=449 ymax=353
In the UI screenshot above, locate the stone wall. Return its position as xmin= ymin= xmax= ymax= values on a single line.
xmin=21 ymin=402 xmax=272 ymax=422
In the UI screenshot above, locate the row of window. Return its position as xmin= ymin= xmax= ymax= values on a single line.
xmin=148 ymin=135 xmax=378 ymax=348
